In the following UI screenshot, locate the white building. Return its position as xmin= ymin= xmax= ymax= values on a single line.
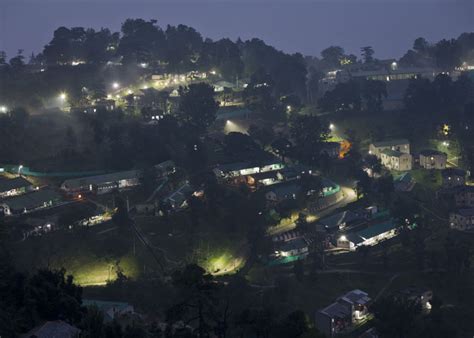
xmin=419 ymin=150 xmax=447 ymax=170
xmin=369 ymin=139 xmax=410 ymax=158
xmin=380 ymin=149 xmax=412 ymax=171
xmin=449 ymin=208 xmax=474 ymax=231
xmin=337 ymin=220 xmax=399 ymax=251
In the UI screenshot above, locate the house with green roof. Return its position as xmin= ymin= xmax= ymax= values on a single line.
xmin=337 ymin=220 xmax=399 ymax=251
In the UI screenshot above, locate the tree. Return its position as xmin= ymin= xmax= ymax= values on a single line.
xmin=372 ymin=296 xmax=422 ymax=338
xmin=168 ymin=264 xmax=219 ymax=337
xmin=320 ymin=46 xmax=345 ymax=68
xmin=362 ymin=80 xmax=387 ymax=112
xmin=179 ymin=83 xmax=219 ymax=134
xmin=293 ymin=260 xmax=305 ymax=282
xmin=361 ymin=46 xmax=375 ymax=63
xmin=289 ymin=114 xmax=329 ymax=165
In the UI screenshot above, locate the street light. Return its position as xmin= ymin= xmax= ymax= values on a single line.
xmin=59 ymin=92 xmax=67 ymax=101
xmin=0 ymin=106 xmax=7 ymax=113
xmin=329 ymin=123 xmax=335 ymax=131
xmin=112 ymin=82 xmax=120 ymax=89
xmin=18 ymin=165 xmax=23 ymax=176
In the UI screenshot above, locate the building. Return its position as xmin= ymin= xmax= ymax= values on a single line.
xmin=155 ymin=160 xmax=176 ymax=177
xmin=369 ymin=139 xmax=410 ymax=158
xmin=441 ymin=168 xmax=466 ymax=188
xmin=453 ymin=186 xmax=474 ymax=208
xmin=83 ymin=299 xmax=135 ymax=323
xmin=337 ymin=220 xmax=399 ymax=250
xmin=316 ymin=210 xmax=367 ymax=234
xmin=315 ymin=289 xmax=371 ymax=337
xmin=0 ymin=176 xmax=34 ymax=198
xmin=449 ymin=208 xmax=474 ymax=231
xmin=265 ymin=183 xmax=301 ymax=203
xmin=380 ymin=149 xmax=412 ymax=171
xmin=274 ymin=237 xmax=309 ymax=258
xmin=213 ymin=159 xmax=284 ymax=180
xmin=163 ymin=183 xmax=194 ymax=210
xmin=419 ymin=150 xmax=447 ymax=169
xmin=61 ymin=170 xmax=141 ymax=195
xmin=21 ymin=320 xmax=80 ymax=338
xmin=0 ymin=189 xmax=62 ymax=216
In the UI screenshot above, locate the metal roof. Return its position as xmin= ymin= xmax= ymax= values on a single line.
xmin=0 ymin=176 xmax=33 ymax=193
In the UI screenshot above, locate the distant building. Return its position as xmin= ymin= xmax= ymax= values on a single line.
xmin=419 ymin=150 xmax=447 ymax=169
xmin=449 ymin=208 xmax=474 ymax=231
xmin=61 ymin=170 xmax=141 ymax=195
xmin=0 ymin=189 xmax=62 ymax=216
xmin=21 ymin=320 xmax=80 ymax=338
xmin=83 ymin=299 xmax=135 ymax=322
xmin=337 ymin=220 xmax=399 ymax=250
xmin=0 ymin=176 xmax=34 ymax=198
xmin=380 ymin=149 xmax=412 ymax=171
xmin=315 ymin=289 xmax=371 ymax=337
xmin=369 ymin=139 xmax=410 ymax=158
xmin=441 ymin=168 xmax=466 ymax=188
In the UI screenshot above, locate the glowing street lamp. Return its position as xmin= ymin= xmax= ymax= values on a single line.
xmin=329 ymin=123 xmax=335 ymax=131
xmin=59 ymin=92 xmax=67 ymax=101
xmin=0 ymin=106 xmax=7 ymax=113
xmin=18 ymin=165 xmax=23 ymax=176
xmin=112 ymin=82 xmax=120 ymax=89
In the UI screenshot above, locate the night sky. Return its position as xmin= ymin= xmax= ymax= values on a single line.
xmin=1 ymin=0 xmax=473 ymax=60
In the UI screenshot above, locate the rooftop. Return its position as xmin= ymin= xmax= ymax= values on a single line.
xmin=441 ymin=168 xmax=466 ymax=178
xmin=419 ymin=149 xmax=446 ymax=156
xmin=279 ymin=237 xmax=308 ymax=252
xmin=62 ymin=170 xmax=140 ymax=190
xmin=22 ymin=320 xmax=80 ymax=338
xmin=1 ymin=189 xmax=62 ymax=211
xmin=381 ymin=149 xmax=405 ymax=157
xmin=338 ymin=289 xmax=371 ymax=306
xmin=372 ymin=139 xmax=409 ymax=148
xmin=345 ymin=220 xmax=398 ymax=244
xmin=0 ymin=176 xmax=33 ymax=193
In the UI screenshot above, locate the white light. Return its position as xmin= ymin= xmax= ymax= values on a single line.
xmin=112 ymin=82 xmax=120 ymax=89
xmin=59 ymin=93 xmax=67 ymax=101
xmin=140 ymin=63 xmax=148 ymax=68
xmin=0 ymin=106 xmax=7 ymax=113
xmin=127 ymin=90 xmax=133 ymax=95
xmin=329 ymin=123 xmax=335 ymax=131
xmin=115 ymin=94 xmax=120 ymax=99
xmin=339 ymin=235 xmax=347 ymax=241
xmin=143 ymin=85 xmax=148 ymax=89
xmin=107 ymin=94 xmax=112 ymax=99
